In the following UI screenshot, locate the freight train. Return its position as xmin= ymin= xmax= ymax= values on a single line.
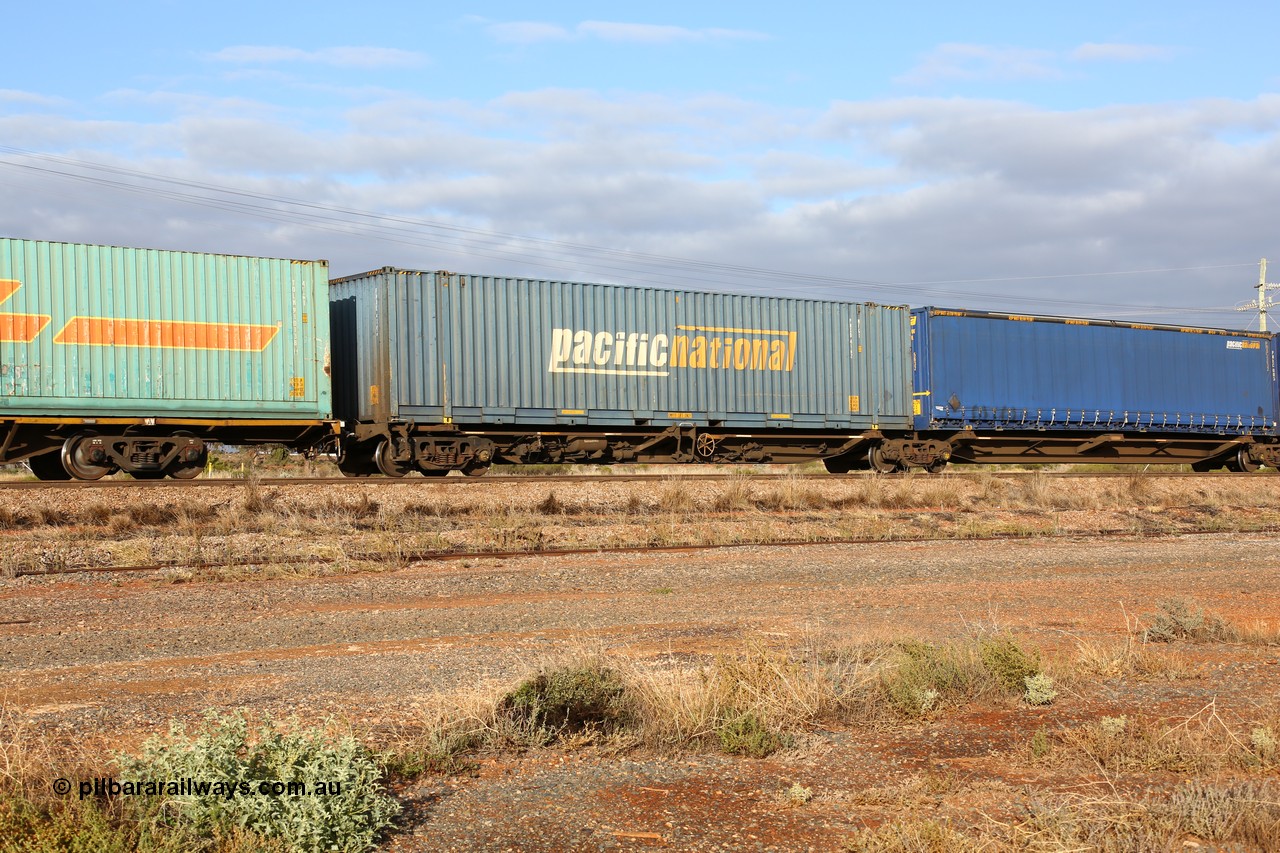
xmin=3 ymin=237 xmax=1278 ymax=480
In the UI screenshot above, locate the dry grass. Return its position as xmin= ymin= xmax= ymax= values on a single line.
xmin=847 ymin=781 xmax=1280 ymax=852
xmin=6 ymin=603 xmax=1280 ymax=850
xmin=1139 ymin=598 xmax=1280 ymax=645
xmin=1070 ymin=634 xmax=1199 ymax=682
xmin=6 ymin=474 xmax=1280 ymax=582
xmin=1049 ymin=701 xmax=1280 ymax=775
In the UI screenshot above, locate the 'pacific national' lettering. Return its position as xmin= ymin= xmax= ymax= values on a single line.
xmin=547 ymin=325 xmax=797 ymax=377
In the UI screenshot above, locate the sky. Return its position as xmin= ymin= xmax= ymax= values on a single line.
xmin=3 ymin=1 xmax=1280 ymax=327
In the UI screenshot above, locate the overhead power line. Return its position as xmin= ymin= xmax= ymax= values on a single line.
xmin=0 ymin=146 xmax=1256 ymax=320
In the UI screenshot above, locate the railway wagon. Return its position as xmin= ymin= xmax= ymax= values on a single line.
xmin=0 ymin=238 xmax=333 ymax=480
xmin=909 ymin=307 xmax=1280 ymax=471
xmin=329 ymin=268 xmax=912 ymax=475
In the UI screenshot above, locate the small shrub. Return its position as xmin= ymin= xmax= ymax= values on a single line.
xmin=115 ymin=711 xmax=400 ymax=853
xmin=535 ymin=491 xmax=563 ymax=515
xmin=1251 ymin=726 xmax=1277 ymax=764
xmin=716 ymin=711 xmax=788 ymax=758
xmin=1100 ymin=715 xmax=1128 ymax=738
xmin=499 ymin=662 xmax=627 ymax=742
xmin=1023 ymin=673 xmax=1057 ymax=706
xmin=385 ymin=728 xmax=482 ymax=778
xmin=1030 ymin=727 xmax=1052 ymax=760
xmin=783 ymin=782 xmax=813 ymax=805
xmin=977 ymin=634 xmax=1042 ymax=693
xmin=879 ymin=640 xmax=981 ymax=717
xmin=1142 ymin=599 xmax=1237 ymax=643
xmin=712 ymin=474 xmax=754 ymax=512
xmin=657 ymin=480 xmax=695 ymax=514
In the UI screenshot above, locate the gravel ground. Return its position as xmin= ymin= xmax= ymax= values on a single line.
xmin=3 ymin=515 xmax=1279 ymax=849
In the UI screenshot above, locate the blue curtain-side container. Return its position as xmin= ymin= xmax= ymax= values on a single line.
xmin=911 ymin=307 xmax=1279 ymax=435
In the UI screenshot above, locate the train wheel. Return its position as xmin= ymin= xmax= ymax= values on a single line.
xmin=374 ymin=439 xmax=413 ymax=478
xmin=28 ymin=452 xmax=72 ymax=481
xmin=168 ymin=462 xmax=204 ymax=480
xmin=167 ymin=431 xmax=207 ymax=480
xmin=61 ymin=432 xmax=112 ymax=481
xmin=867 ymin=445 xmax=899 ymax=474
xmin=924 ymin=458 xmax=949 ymax=474
xmin=461 ymin=462 xmax=491 ymax=477
xmin=1235 ymin=447 xmax=1260 ymax=474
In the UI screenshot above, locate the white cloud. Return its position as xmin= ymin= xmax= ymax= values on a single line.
xmin=900 ymin=41 xmax=1177 ymax=87
xmin=897 ymin=44 xmax=1063 ymax=86
xmin=1071 ymin=43 xmax=1176 ymax=63
xmin=0 ymin=89 xmax=67 ymax=107
xmin=485 ymin=20 xmax=767 ymax=45
xmin=209 ymin=45 xmax=427 ymax=69
xmin=486 ymin=22 xmax=573 ymax=44
xmin=576 ymin=21 xmax=765 ymax=44
xmin=3 ymin=87 xmax=1278 ymax=322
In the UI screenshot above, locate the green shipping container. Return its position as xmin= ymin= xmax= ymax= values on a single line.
xmin=0 ymin=237 xmax=331 ymax=419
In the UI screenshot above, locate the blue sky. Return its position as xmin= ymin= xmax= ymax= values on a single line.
xmin=4 ymin=2 xmax=1280 ymax=325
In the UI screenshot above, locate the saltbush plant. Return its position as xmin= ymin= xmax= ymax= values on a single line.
xmin=1142 ymin=599 xmax=1237 ymax=643
xmin=116 ymin=711 xmax=400 ymax=853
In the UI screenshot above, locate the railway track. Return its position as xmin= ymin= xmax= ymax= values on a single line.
xmin=0 ymin=469 xmax=1273 ymax=490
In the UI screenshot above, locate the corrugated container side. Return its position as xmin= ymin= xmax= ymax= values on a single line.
xmin=912 ymin=307 xmax=1279 ymax=433
xmin=329 ymin=270 xmax=912 ymax=430
xmin=0 ymin=238 xmax=330 ymax=418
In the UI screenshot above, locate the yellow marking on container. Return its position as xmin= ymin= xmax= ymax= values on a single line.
xmin=913 ymin=400 xmax=923 ymax=416
xmin=1065 ymin=319 xmax=1089 ymax=326
xmin=913 ymin=390 xmax=931 ymax=396
xmin=769 ymin=413 xmax=792 ymax=419
xmin=667 ymin=412 xmax=693 ymax=419
xmin=1006 ymin=315 xmax=1035 ymax=322
xmin=677 ymin=324 xmax=791 ymax=335
xmin=369 ymin=385 xmax=380 ymax=405
xmin=289 ymin=377 xmax=306 ymax=398
xmin=848 ymin=395 xmax=860 ymax=413
xmin=676 ymin=324 xmax=800 ymax=370
xmin=560 ymin=409 xmax=586 ymax=415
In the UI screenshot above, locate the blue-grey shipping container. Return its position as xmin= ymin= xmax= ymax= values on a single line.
xmin=330 ymin=268 xmax=912 ymax=431
xmin=0 ymin=237 xmax=331 ymax=420
xmin=911 ymin=307 xmax=1279 ymax=434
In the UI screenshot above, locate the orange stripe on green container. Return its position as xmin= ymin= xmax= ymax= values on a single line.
xmin=0 ymin=279 xmax=51 ymax=343
xmin=53 ymin=317 xmax=281 ymax=351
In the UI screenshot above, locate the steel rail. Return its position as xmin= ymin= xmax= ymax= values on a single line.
xmin=0 ymin=469 xmax=1274 ymax=491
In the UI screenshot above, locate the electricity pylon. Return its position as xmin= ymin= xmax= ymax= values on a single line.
xmin=1237 ymin=258 xmax=1280 ymax=331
